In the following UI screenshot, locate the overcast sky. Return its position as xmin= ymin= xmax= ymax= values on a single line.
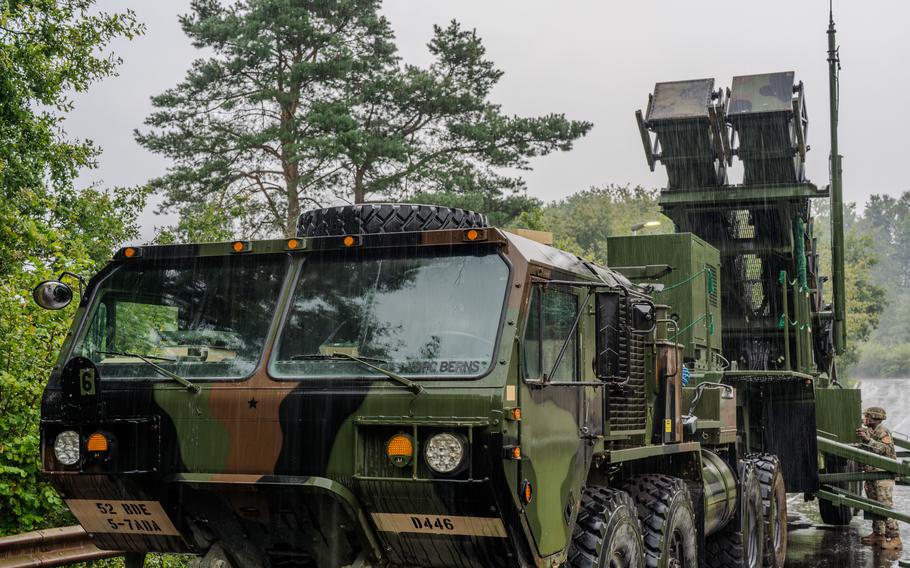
xmin=66 ymin=1 xmax=908 ymax=239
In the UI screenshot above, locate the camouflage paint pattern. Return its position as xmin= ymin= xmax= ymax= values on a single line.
xmin=865 ymin=479 xmax=900 ymax=537
xmin=728 ymin=72 xmax=795 ymax=115
xmin=40 ymin=229 xmax=649 ymax=568
xmin=861 ymin=421 xmax=901 ymax=537
xmin=641 ymin=78 xmax=727 ymax=189
xmin=647 ymin=79 xmax=714 ymax=121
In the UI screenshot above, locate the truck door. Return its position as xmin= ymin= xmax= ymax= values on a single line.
xmin=517 ymin=282 xmax=589 ymax=558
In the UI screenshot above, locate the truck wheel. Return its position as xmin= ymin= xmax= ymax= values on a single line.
xmin=567 ymin=486 xmax=645 ymax=568
xmin=745 ymin=454 xmax=787 ymax=567
xmin=297 ymin=203 xmax=488 ymax=237
xmin=622 ymin=475 xmax=698 ymax=568
xmin=706 ymin=460 xmax=764 ymax=568
xmin=818 ymin=455 xmax=858 ymax=525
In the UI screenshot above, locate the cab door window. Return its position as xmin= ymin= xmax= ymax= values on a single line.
xmin=522 ymin=285 xmax=578 ymax=381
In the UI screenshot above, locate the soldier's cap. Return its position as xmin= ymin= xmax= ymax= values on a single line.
xmin=864 ymin=406 xmax=887 ymax=420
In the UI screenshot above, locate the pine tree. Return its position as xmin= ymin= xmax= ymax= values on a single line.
xmin=137 ymin=1 xmax=591 ymax=237
xmin=136 ymin=0 xmax=396 ymax=236
xmin=323 ymin=20 xmax=592 ymax=205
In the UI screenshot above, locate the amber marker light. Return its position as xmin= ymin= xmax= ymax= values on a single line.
xmin=463 ymin=228 xmax=488 ymax=242
xmin=342 ymin=235 xmax=361 ymax=248
xmin=86 ymin=432 xmax=109 ymax=453
xmin=386 ymin=433 xmax=414 ymax=467
xmin=286 ymin=238 xmax=301 ymax=250
xmin=521 ymin=480 xmax=533 ymax=504
xmin=508 ymin=407 xmax=521 ymax=421
xmin=511 ymin=447 xmax=521 ymax=460
xmin=231 ymin=241 xmax=248 ymax=253
xmin=123 ymin=247 xmax=138 ymax=258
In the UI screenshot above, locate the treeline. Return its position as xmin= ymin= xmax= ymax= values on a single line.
xmin=840 ymin=193 xmax=910 ymax=377
xmin=406 ymin=184 xmax=670 ymax=261
xmin=439 ymin=188 xmax=890 ymax=375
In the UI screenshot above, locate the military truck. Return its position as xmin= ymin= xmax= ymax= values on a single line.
xmin=36 ymin=202 xmax=778 ymax=568
xmin=32 ymin=13 xmax=907 ymax=568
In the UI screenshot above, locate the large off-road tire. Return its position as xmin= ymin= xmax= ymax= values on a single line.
xmin=818 ymin=455 xmax=859 ymax=525
xmin=567 ymin=486 xmax=645 ymax=568
xmin=705 ymin=460 xmax=764 ymax=568
xmin=622 ymin=475 xmax=698 ymax=568
xmin=745 ymin=454 xmax=787 ymax=567
xmin=297 ymin=203 xmax=488 ymax=237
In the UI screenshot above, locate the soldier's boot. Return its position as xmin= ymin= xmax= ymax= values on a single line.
xmin=861 ymin=533 xmax=884 ymax=546
xmin=881 ymin=536 xmax=903 ymax=550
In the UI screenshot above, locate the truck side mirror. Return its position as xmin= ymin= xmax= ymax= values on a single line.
xmin=33 ymin=280 xmax=74 ymax=310
xmin=32 ymin=271 xmax=86 ymax=310
xmin=630 ymin=301 xmax=656 ymax=334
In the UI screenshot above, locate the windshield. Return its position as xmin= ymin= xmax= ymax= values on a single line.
xmin=73 ymin=254 xmax=288 ymax=379
xmin=270 ymin=249 xmax=509 ymax=379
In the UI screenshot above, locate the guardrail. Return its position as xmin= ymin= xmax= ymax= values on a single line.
xmin=0 ymin=525 xmax=120 ymax=568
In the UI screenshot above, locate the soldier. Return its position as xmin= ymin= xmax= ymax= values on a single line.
xmin=856 ymin=406 xmax=902 ymax=550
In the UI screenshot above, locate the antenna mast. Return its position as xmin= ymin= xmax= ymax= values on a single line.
xmin=827 ymin=3 xmax=846 ymax=355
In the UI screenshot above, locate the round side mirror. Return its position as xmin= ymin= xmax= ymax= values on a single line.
xmin=32 ymin=280 xmax=74 ymax=310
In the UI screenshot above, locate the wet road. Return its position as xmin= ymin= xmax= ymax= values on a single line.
xmin=786 ymin=377 xmax=910 ymax=567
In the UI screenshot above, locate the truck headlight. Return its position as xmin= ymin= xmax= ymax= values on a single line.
xmin=424 ymin=433 xmax=465 ymax=474
xmin=54 ymin=430 xmax=81 ymax=466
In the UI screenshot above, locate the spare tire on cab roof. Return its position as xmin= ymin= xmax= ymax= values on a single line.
xmin=297 ymin=204 xmax=489 ymax=237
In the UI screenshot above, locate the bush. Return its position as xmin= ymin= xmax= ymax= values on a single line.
xmin=853 ymin=343 xmax=910 ymax=378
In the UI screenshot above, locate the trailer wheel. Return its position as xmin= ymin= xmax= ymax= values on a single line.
xmin=706 ymin=460 xmax=764 ymax=568
xmin=622 ymin=475 xmax=697 ymax=568
xmin=818 ymin=455 xmax=859 ymax=525
xmin=567 ymin=486 xmax=645 ymax=568
xmin=745 ymin=454 xmax=787 ymax=567
xmin=297 ymin=203 xmax=488 ymax=237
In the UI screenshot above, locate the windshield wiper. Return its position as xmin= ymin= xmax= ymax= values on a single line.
xmin=98 ymin=351 xmax=201 ymax=394
xmin=292 ymin=352 xmax=423 ymax=394
xmin=98 ymin=351 xmax=176 ymax=362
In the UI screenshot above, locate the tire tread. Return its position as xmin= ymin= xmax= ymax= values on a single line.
xmin=622 ymin=474 xmax=696 ymax=568
xmin=744 ymin=453 xmax=787 ymax=567
xmin=297 ymin=204 xmax=489 ymax=237
xmin=568 ymin=487 xmax=641 ymax=568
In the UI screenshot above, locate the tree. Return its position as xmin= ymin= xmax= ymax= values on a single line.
xmin=324 ymin=21 xmax=592 ymax=205
xmin=861 ymin=192 xmax=910 ymax=288
xmin=541 ymin=185 xmax=669 ymax=263
xmin=812 ymin=201 xmax=887 ymax=370
xmin=404 ymin=190 xmax=542 ymax=228
xmin=0 ymin=0 xmax=143 ymax=274
xmin=136 ymin=0 xmax=396 ymax=237
xmin=839 ymin=230 xmax=887 ymax=366
xmin=136 ymin=1 xmax=591 ymax=238
xmin=0 ymin=1 xmax=144 ymax=534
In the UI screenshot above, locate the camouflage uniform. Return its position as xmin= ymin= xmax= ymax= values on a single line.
xmin=860 ymin=412 xmax=900 ymax=539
